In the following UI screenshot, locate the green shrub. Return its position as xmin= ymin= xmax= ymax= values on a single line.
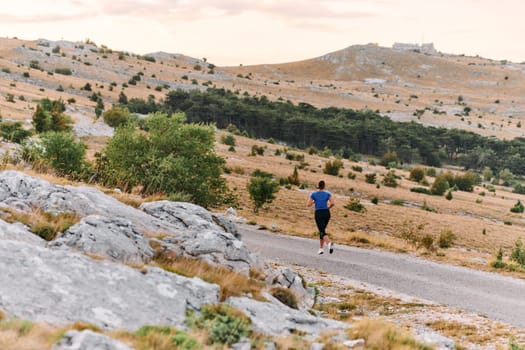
xmin=287 ymin=166 xmax=300 ymax=186
xmin=365 ymin=173 xmax=376 ymax=184
xmin=351 ymin=165 xmax=363 ymax=172
xmin=54 ymin=68 xmax=72 ymax=75
xmin=251 ymin=144 xmax=264 ymax=156
xmin=510 ymin=240 xmax=525 ymax=267
xmin=511 ymin=200 xmax=524 ymax=213
xmin=323 ymin=159 xmax=343 ymax=176
xmin=347 ymin=171 xmax=356 ymax=180
xmin=221 ymin=134 xmax=236 ymax=146
xmin=382 ymin=170 xmax=398 ymax=187
xmin=380 ymin=151 xmax=399 ymax=166
xmin=390 ymin=199 xmax=405 ymax=206
xmin=438 ymin=229 xmax=456 ymax=248
xmin=445 ymin=190 xmax=453 ymax=200
xmin=409 ymin=167 xmax=425 ymax=183
xmin=32 ymin=99 xmax=72 ymax=133
xmin=371 ymin=197 xmax=378 ymax=205
xmin=344 ymin=198 xmax=366 ymax=213
xmin=431 ymin=174 xmax=450 ymax=195
xmin=0 ymin=121 xmax=32 ymax=143
xmin=103 ymin=106 xmax=131 ymax=128
xmin=190 ymin=304 xmax=251 ymax=346
xmin=247 ymin=174 xmax=279 ymax=213
xmin=271 ymin=286 xmax=298 ymax=309
xmin=23 ymin=132 xmax=88 ymax=178
xmin=96 ymin=113 xmax=233 ymax=208
xmin=410 ymin=187 xmax=432 ymax=195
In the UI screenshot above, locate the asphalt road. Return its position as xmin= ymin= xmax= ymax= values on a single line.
xmin=239 ymin=225 xmax=525 ymax=329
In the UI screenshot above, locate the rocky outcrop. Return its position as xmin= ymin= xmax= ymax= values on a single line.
xmin=49 ymin=215 xmax=154 ymax=264
xmin=52 ymin=330 xmax=133 ymax=350
xmin=142 ymin=201 xmax=264 ymax=273
xmin=267 ymin=268 xmax=316 ymax=310
xmin=0 ymin=171 xmax=263 ymax=273
xmin=227 ymin=293 xmax=347 ymax=336
xmin=0 ymin=239 xmax=219 ymax=330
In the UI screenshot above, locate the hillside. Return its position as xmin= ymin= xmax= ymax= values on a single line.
xmin=1 ymin=38 xmax=525 ymax=139
xmin=2 ymin=37 xmax=525 ymax=348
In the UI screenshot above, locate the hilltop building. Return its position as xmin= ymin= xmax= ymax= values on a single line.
xmin=392 ymin=42 xmax=437 ymax=54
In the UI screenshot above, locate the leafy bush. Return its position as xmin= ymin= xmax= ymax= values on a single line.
xmin=95 ymin=112 xmax=232 ymax=208
xmin=251 ymin=144 xmax=264 ymax=156
xmin=513 ymin=184 xmax=525 ymax=194
xmin=409 ymin=167 xmax=425 ymax=183
xmin=0 ymin=121 xmax=32 ymax=143
xmin=510 ymin=240 xmax=525 ymax=267
xmin=247 ymin=174 xmax=279 ymax=213
xmin=23 ymin=132 xmax=88 ymax=178
xmin=511 ymin=200 xmax=524 ymax=213
xmin=221 ymin=134 xmax=236 ymax=146
xmin=454 ymin=171 xmax=479 ymax=192
xmin=380 ymin=151 xmax=399 ymax=166
xmin=382 ymin=170 xmax=398 ymax=187
xmin=135 ymin=325 xmax=201 ymax=350
xmin=189 ymin=304 xmax=251 ymax=346
xmin=344 ymin=198 xmax=366 ymax=213
xmin=371 ymin=197 xmax=378 ymax=205
xmin=438 ymin=229 xmax=456 ymax=248
xmin=365 ymin=173 xmax=376 ymax=184
xmin=32 ymin=99 xmax=72 ymax=133
xmin=351 ymin=165 xmax=363 ymax=172
xmin=410 ymin=187 xmax=432 ymax=195
xmin=287 ymin=166 xmax=300 ymax=186
xmin=54 ymin=68 xmax=72 ymax=75
xmin=271 ymin=286 xmax=298 ymax=309
xmin=445 ymin=190 xmax=453 ymax=200
xmin=347 ymin=171 xmax=356 ymax=180
xmin=431 ymin=174 xmax=450 ymax=195
xmin=323 ymin=159 xmax=343 ymax=176
xmin=103 ymin=106 xmax=132 ymax=128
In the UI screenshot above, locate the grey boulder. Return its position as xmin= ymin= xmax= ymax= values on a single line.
xmin=226 ymin=292 xmax=347 ymax=336
xmin=0 ymin=217 xmax=44 ymax=246
xmin=49 ymin=215 xmax=154 ymax=264
xmin=267 ymin=268 xmax=316 ymax=310
xmin=142 ymin=201 xmax=264 ymax=273
xmin=0 ymin=239 xmax=219 ymax=330
xmin=52 ymin=330 xmax=133 ymax=350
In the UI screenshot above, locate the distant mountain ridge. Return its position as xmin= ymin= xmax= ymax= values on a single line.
xmin=0 ymin=37 xmax=524 ymax=139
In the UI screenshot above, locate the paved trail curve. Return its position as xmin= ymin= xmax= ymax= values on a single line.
xmin=239 ymin=225 xmax=525 ymax=328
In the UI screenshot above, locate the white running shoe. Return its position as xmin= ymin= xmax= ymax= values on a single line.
xmin=329 ymin=242 xmax=334 ymax=254
xmin=317 ymin=248 xmax=324 ymax=255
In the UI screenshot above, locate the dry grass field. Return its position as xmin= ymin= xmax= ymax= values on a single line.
xmin=215 ymin=131 xmax=525 ymax=275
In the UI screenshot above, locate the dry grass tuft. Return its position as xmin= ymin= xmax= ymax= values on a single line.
xmin=0 ymin=207 xmax=80 ymax=241
xmin=154 ymin=254 xmax=265 ymax=301
xmin=0 ymin=319 xmax=57 ymax=350
xmin=349 ymin=318 xmax=434 ymax=350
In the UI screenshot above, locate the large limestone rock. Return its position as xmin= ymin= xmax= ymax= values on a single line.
xmin=0 ymin=239 xmax=219 ymax=330
xmin=0 ymin=171 xmax=263 ymax=273
xmin=52 ymin=330 xmax=133 ymax=350
xmin=141 ymin=201 xmax=239 ymax=237
xmin=49 ymin=215 xmax=154 ymax=264
xmin=227 ymin=293 xmax=347 ymax=336
xmin=0 ymin=170 xmax=176 ymax=234
xmin=142 ymin=201 xmax=264 ymax=273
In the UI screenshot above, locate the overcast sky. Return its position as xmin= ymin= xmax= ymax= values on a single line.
xmin=0 ymin=0 xmax=523 ymax=66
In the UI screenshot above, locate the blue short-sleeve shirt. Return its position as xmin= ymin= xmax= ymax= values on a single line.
xmin=310 ymin=191 xmax=331 ymax=211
